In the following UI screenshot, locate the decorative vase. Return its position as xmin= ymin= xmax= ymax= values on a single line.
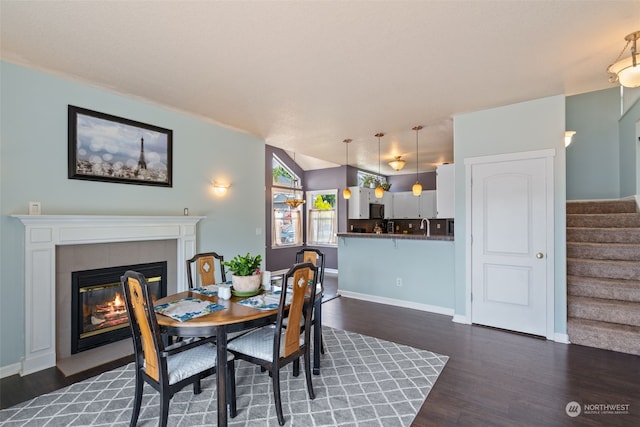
xmin=231 ymin=274 xmax=262 ymax=292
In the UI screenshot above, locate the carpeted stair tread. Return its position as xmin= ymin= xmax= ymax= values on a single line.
xmin=566 ymin=199 xmax=637 ymax=214
xmin=567 ymin=318 xmax=640 ymax=356
xmin=567 ymin=213 xmax=640 ymax=228
xmin=568 ymin=296 xmax=640 ymax=326
xmin=566 ymin=198 xmax=640 ymax=356
xmin=567 ymin=241 xmax=640 ymax=261
xmin=567 ymin=227 xmax=640 ymax=244
xmin=567 ymin=258 xmax=640 ymax=280
xmin=568 ymin=275 xmax=640 ymax=302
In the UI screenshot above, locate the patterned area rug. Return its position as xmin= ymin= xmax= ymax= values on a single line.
xmin=0 ymin=327 xmax=448 ymax=426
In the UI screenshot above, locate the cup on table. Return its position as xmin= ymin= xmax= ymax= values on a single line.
xmin=218 ymin=284 xmax=231 ymax=300
xmin=261 ymin=270 xmax=271 ymax=290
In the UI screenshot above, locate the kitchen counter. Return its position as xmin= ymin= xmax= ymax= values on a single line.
xmin=337 ymin=232 xmax=453 ymax=241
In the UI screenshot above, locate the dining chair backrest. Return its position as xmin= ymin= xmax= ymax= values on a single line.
xmin=295 ymin=248 xmax=325 ymax=290
xmin=277 ymin=262 xmax=318 ymax=359
xmin=186 ymin=252 xmax=226 ymax=288
xmin=121 ymin=270 xmax=165 ymax=382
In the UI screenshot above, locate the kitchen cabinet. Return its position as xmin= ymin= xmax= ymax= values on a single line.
xmin=419 ymin=190 xmax=436 ymax=218
xmin=382 ymin=191 xmax=393 ymax=218
xmin=392 ymin=192 xmax=420 ymax=219
xmin=436 ymin=163 xmax=454 ymax=218
xmin=392 ymin=190 xmax=435 ymax=219
xmin=348 ymin=186 xmax=393 ymax=219
xmin=347 ymin=186 xmax=369 ymax=219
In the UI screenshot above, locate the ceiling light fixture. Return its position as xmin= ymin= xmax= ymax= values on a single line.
xmin=374 ymin=133 xmax=385 ymax=198
xmin=608 ymin=30 xmax=640 ymax=88
xmin=412 ymin=125 xmax=423 ymax=196
xmin=565 ymin=131 xmax=576 ymax=147
xmin=343 ymin=139 xmax=352 ymax=199
xmin=388 ymin=156 xmax=406 ymax=171
xmin=284 ymin=153 xmax=305 ymax=208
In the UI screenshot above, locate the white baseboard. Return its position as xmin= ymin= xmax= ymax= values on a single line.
xmin=0 ymin=362 xmax=22 ymax=379
xmin=452 ymin=314 xmax=470 ymax=324
xmin=554 ymin=333 xmax=570 ymax=344
xmin=338 ymin=290 xmax=454 ymax=317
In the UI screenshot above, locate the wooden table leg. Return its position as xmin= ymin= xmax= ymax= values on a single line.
xmin=313 ymin=296 xmax=321 ymax=375
xmin=216 ymin=325 xmax=227 ymax=427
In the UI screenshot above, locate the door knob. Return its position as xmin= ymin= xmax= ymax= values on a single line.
xmin=536 ymin=252 xmax=544 ymax=259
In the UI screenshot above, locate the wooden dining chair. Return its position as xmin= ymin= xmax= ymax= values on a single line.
xmin=186 ymin=252 xmax=226 ymax=288
xmin=227 ymin=262 xmax=318 ymax=426
xmin=121 ymin=270 xmax=236 ymax=427
xmin=294 ymin=248 xmax=326 ymax=372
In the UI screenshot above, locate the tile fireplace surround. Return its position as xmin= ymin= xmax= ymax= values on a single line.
xmin=12 ymin=215 xmax=205 ymax=376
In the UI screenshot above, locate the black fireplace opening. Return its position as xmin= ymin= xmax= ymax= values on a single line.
xmin=71 ymin=261 xmax=167 ymax=354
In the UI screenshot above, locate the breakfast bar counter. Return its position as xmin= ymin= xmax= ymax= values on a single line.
xmin=337 ymin=232 xmax=453 ymax=241
xmin=337 ymin=231 xmax=456 ymax=315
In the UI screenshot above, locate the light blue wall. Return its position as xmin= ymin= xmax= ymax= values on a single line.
xmin=0 ymin=62 xmax=266 ymax=369
xmin=453 ymin=95 xmax=567 ymax=333
xmin=338 ymin=237 xmax=455 ymax=309
xmin=565 ymin=88 xmax=621 ymax=200
xmin=619 ymin=97 xmax=639 ymax=198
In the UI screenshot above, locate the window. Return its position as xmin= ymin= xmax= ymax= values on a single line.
xmin=307 ymin=190 xmax=337 ymax=246
xmin=272 ymin=155 xmax=294 ymax=186
xmin=357 ymin=170 xmax=387 ymax=188
xmin=272 ymin=154 xmax=303 ymax=248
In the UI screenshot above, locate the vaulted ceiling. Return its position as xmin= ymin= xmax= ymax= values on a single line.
xmin=1 ymin=1 xmax=639 ymax=173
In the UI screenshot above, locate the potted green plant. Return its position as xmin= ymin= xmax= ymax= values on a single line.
xmin=222 ymin=253 xmax=263 ymax=293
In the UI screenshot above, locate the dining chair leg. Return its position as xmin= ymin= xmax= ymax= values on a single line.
xmin=292 ymin=359 xmax=300 ymax=377
xmin=304 ymin=347 xmax=315 ymax=400
xmin=129 ymin=372 xmax=144 ymax=427
xmin=272 ymin=368 xmax=285 ymax=426
xmin=193 ymin=377 xmax=202 ymax=395
xmin=160 ymin=392 xmax=171 ymax=427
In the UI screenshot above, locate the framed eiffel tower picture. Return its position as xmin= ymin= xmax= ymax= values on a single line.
xmin=68 ymin=105 xmax=173 ymax=187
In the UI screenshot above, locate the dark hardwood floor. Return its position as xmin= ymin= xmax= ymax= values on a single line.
xmin=2 ymin=278 xmax=639 ymax=426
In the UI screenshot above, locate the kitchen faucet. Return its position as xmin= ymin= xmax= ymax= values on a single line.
xmin=420 ymin=217 xmax=430 ymax=236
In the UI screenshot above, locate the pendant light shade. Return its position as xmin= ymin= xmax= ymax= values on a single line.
xmin=412 ymin=125 xmax=423 ymax=196
xmin=343 ymin=139 xmax=352 ymax=199
xmin=374 ymin=133 xmax=384 ymax=198
xmin=608 ymin=30 xmax=640 ymax=88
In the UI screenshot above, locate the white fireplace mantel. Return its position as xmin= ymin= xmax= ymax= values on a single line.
xmin=12 ymin=214 xmax=205 ymax=375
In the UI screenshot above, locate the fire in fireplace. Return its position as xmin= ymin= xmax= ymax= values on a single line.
xmin=71 ymin=261 xmax=167 ymax=354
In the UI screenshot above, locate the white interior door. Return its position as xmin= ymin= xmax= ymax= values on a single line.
xmin=470 ymin=154 xmax=551 ymax=337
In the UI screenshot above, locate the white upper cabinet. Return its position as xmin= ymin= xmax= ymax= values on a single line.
xmin=392 ymin=192 xmax=420 ymax=218
xmin=347 ymin=186 xmax=369 ymax=219
xmin=419 ymin=190 xmax=436 ymax=218
xmin=436 ymin=163 xmax=454 ymax=218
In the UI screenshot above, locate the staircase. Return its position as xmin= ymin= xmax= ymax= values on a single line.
xmin=566 ymin=198 xmax=640 ymax=355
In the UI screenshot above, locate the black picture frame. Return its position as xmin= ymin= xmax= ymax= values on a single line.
xmin=68 ymin=105 xmax=173 ymax=187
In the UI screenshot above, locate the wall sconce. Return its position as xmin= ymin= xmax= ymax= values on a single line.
xmin=565 ymin=131 xmax=576 ymax=147
xmin=213 ymin=182 xmax=230 ymax=195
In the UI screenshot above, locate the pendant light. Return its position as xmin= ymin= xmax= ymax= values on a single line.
xmin=412 ymin=125 xmax=423 ymax=196
xmin=343 ymin=139 xmax=352 ymax=199
xmin=284 ymin=152 xmax=305 ymax=208
xmin=374 ymin=133 xmax=384 ymax=198
xmin=607 ymin=30 xmax=640 ymax=88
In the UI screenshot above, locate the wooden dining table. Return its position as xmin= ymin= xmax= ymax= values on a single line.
xmin=155 ymin=290 xmax=280 ymax=427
